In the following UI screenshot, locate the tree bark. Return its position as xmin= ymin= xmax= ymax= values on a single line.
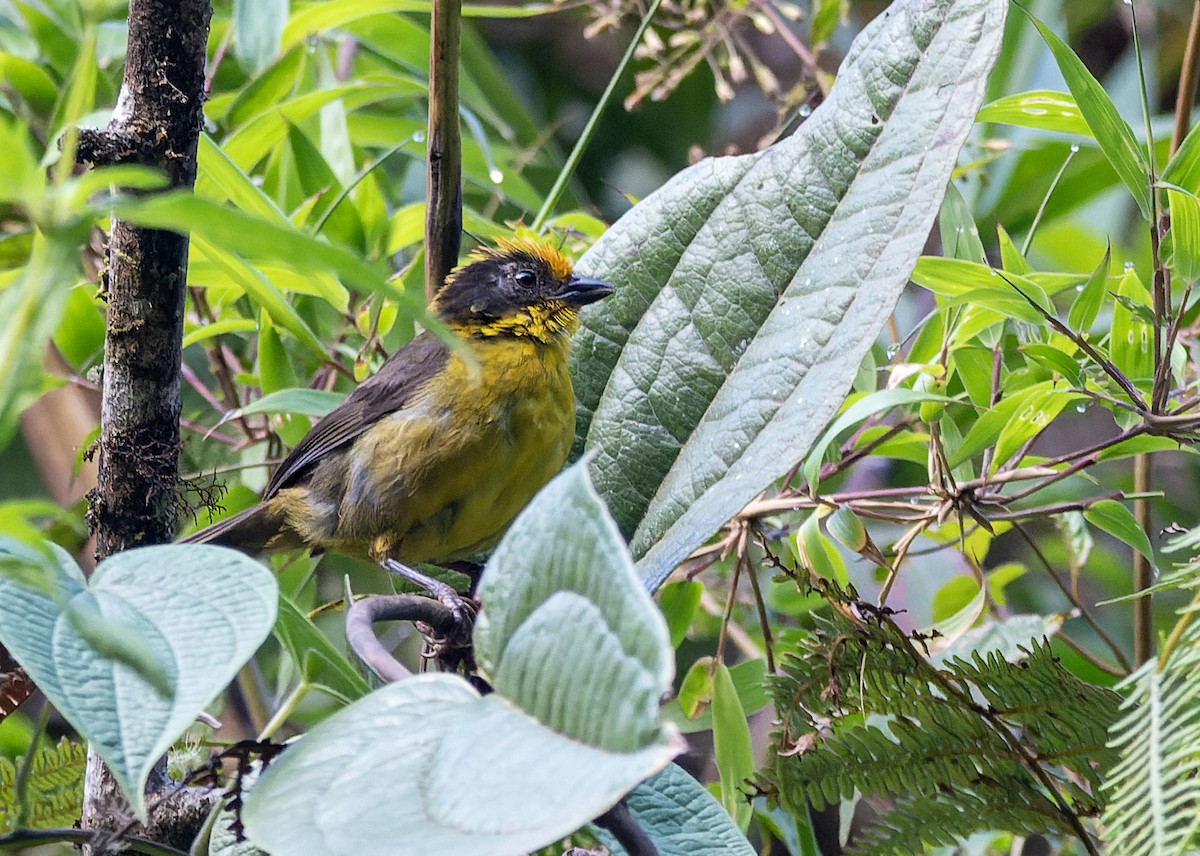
xmin=424 ymin=0 xmax=463 ymax=301
xmin=77 ymin=0 xmax=212 ymax=848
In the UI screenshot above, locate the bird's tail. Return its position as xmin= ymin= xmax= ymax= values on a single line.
xmin=180 ymin=502 xmax=299 ymax=553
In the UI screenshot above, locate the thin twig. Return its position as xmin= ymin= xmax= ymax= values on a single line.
xmin=1132 ymin=454 xmax=1154 ymax=664
xmin=1012 ymin=522 xmax=1131 ymax=673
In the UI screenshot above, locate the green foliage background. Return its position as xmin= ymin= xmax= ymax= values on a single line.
xmin=3 ymin=0 xmax=1200 ymax=853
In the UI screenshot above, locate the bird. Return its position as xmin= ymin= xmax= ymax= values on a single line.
xmin=182 ymin=238 xmax=613 ymax=621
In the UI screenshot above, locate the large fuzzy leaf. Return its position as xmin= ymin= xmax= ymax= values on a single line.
xmin=244 ymin=465 xmax=681 ymax=856
xmin=571 ymin=0 xmax=1007 ymax=589
xmin=0 ymin=544 xmax=276 ymax=820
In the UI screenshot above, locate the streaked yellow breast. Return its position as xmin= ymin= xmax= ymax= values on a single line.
xmin=317 ymin=332 xmax=576 ymax=563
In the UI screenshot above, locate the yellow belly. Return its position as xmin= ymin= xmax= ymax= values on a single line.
xmin=293 ymin=335 xmax=575 ymax=564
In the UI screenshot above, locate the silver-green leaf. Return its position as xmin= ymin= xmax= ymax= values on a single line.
xmin=571 ymin=0 xmax=1008 ymax=589
xmin=0 ymin=544 xmax=277 ymax=820
xmin=244 ymin=465 xmax=681 ymax=855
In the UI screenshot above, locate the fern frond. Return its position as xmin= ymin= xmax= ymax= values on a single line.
xmin=1100 ymin=618 xmax=1200 ymax=855
xmin=853 ymin=774 xmax=1076 ymax=855
xmin=0 ymin=737 xmax=85 ymax=832
xmin=763 ymin=582 xmax=1120 ymax=854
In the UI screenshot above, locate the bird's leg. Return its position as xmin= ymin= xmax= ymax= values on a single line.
xmin=379 ymin=558 xmax=474 ymax=632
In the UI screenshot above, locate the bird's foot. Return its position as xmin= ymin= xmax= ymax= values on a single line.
xmin=380 ymin=558 xmax=475 ymax=644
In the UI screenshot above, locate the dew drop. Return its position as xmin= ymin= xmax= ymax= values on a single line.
xmin=489 ymin=169 xmax=504 ymax=183
xmin=413 ymin=131 xmax=426 ymax=143
xmin=1070 ymin=143 xmax=1080 ymax=153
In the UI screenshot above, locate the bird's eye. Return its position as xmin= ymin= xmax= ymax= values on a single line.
xmin=514 ymin=269 xmax=537 ymax=289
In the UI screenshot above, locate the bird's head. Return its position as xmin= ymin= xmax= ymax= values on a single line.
xmin=431 ymin=238 xmax=614 ymax=343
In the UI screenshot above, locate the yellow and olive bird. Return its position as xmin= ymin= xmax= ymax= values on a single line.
xmin=183 ymin=239 xmax=613 ymax=616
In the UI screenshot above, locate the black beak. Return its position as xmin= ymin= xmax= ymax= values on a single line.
xmin=560 ymin=273 xmax=615 ymax=306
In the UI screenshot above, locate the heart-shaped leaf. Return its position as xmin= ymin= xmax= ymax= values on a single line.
xmin=571 ymin=0 xmax=1007 ymax=590
xmin=244 ymin=464 xmax=681 ymax=855
xmin=473 ymin=463 xmax=674 ymax=752
xmin=0 ymin=544 xmax=277 ymax=819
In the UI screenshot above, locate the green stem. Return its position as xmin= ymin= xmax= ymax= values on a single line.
xmin=12 ymin=706 xmax=51 ymax=830
xmin=259 ymin=682 xmax=309 ymax=739
xmin=531 ymin=0 xmax=664 ymax=231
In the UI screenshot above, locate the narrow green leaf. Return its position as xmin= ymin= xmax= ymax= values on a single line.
xmin=810 ymin=0 xmax=844 ymax=44
xmin=803 ymin=389 xmax=952 ymax=488
xmin=677 ymin=657 xmax=715 ymax=721
xmin=1109 ymin=268 xmax=1155 ymax=391
xmin=1162 ymin=116 xmax=1200 ymax=193
xmin=674 ymin=658 xmax=768 ymax=733
xmin=1020 ymin=343 xmax=1085 ymax=388
xmin=1066 ymin=244 xmax=1111 ymax=332
xmin=273 ymin=596 xmax=370 ymax=703
xmin=221 ymin=82 xmax=422 ymax=174
xmin=257 ymin=316 xmax=310 ymax=446
xmin=928 ymin=576 xmax=984 ymax=639
xmin=952 ymin=346 xmax=995 ymax=409
xmin=573 ymin=0 xmax=1007 ymax=589
xmin=796 ymin=513 xmax=846 ymax=583
xmin=1097 ymin=435 xmax=1190 ymax=461
xmin=0 ymin=55 xmax=59 ymax=115
xmin=712 ymin=663 xmax=754 ymax=830
xmin=196 ymin=133 xmax=290 ymax=224
xmin=990 ymin=388 xmax=1085 ymax=471
xmin=229 ymin=388 xmax=344 ymax=420
xmin=939 ymin=181 xmax=987 ymax=263
xmin=113 ymin=193 xmax=438 ymax=335
xmin=975 ymin=90 xmax=1091 ymax=137
xmin=1020 ymin=8 xmax=1151 ymax=219
xmin=825 ymin=505 xmax=868 ymax=553
xmin=658 ymin=580 xmax=703 ymax=649
xmin=0 ymin=235 xmax=78 ymax=452
xmin=191 ymin=236 xmax=327 ymax=359
xmin=1167 ymin=189 xmax=1200 ymax=281
xmin=1084 ymin=499 xmax=1154 ymax=565
xmin=48 ymin=27 xmax=96 ymax=141
xmin=996 ymin=223 xmax=1033 ymax=274
xmin=911 ymin=256 xmax=1053 ymax=320
xmin=182 ymin=318 xmax=258 ymax=349
xmin=946 ymin=380 xmax=1059 ymax=467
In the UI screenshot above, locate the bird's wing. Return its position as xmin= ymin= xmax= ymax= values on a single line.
xmin=261 ymin=332 xmax=451 ymax=498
